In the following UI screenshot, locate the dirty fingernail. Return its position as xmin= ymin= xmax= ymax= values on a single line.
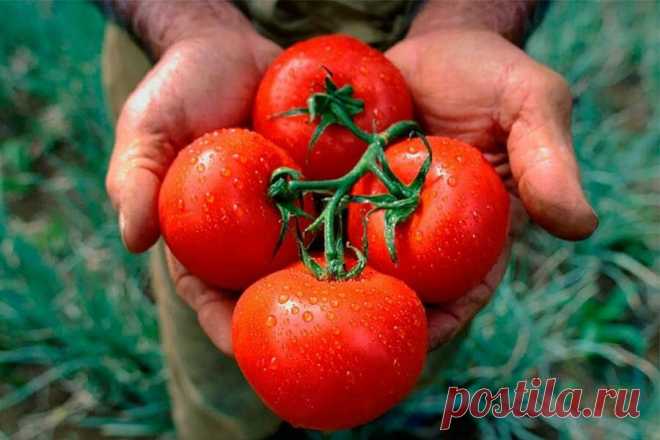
xmin=118 ymin=211 xmax=128 ymax=248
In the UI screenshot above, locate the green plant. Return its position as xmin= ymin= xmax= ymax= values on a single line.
xmin=0 ymin=1 xmax=657 ymax=438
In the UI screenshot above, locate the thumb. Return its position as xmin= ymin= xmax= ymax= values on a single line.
xmin=106 ymin=122 xmax=177 ymax=252
xmin=504 ymin=66 xmax=598 ymax=241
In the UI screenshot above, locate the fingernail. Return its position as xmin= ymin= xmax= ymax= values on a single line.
xmin=118 ymin=211 xmax=128 ymax=248
xmin=589 ymin=207 xmax=599 ymax=231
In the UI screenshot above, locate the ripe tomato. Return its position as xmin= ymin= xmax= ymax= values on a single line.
xmin=232 ymin=260 xmax=427 ymax=430
xmin=348 ymin=137 xmax=509 ymax=304
xmin=159 ymin=128 xmax=306 ymax=291
xmin=253 ymin=34 xmax=413 ymax=180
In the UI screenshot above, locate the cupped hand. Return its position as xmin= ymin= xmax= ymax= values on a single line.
xmin=386 ymin=29 xmax=598 ymax=349
xmin=106 ymin=25 xmax=281 ymax=355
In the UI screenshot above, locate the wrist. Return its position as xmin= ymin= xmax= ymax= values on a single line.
xmin=407 ymin=0 xmax=542 ymax=45
xmin=101 ymin=0 xmax=254 ymax=58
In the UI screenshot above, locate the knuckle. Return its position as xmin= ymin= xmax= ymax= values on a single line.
xmin=540 ymin=69 xmax=572 ymax=105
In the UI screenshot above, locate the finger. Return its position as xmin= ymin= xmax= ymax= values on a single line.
xmin=106 ymin=80 xmax=182 ymax=252
xmin=166 ymin=249 xmax=237 ymax=356
xmin=106 ymin=127 xmax=176 ymax=252
xmin=503 ymin=65 xmax=598 ymax=241
xmin=483 ymin=151 xmax=518 ymax=197
xmin=507 ymin=194 xmax=527 ymax=237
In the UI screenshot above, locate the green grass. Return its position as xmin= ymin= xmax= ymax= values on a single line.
xmin=1 ymin=0 xmax=658 ymax=438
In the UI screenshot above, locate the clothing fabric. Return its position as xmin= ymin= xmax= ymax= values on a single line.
xmin=236 ymin=0 xmax=418 ymax=49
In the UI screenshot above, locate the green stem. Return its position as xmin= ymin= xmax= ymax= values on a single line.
xmin=380 ymin=120 xmax=421 ymax=143
xmin=268 ymin=73 xmax=429 ymax=280
xmin=323 ymin=192 xmax=343 ymax=277
xmin=329 ymin=102 xmax=375 ymax=144
xmin=281 ymin=137 xmax=416 ymax=279
xmin=368 ymin=160 xmax=408 ymax=198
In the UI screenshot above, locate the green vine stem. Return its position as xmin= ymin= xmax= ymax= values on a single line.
xmin=268 ymin=72 xmax=432 ymax=280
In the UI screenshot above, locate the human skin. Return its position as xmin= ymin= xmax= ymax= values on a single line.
xmin=102 ymin=0 xmax=280 ymax=354
xmin=385 ymin=1 xmax=598 ymax=347
xmin=104 ymin=0 xmax=597 ymax=355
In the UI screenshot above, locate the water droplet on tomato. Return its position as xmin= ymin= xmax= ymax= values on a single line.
xmin=196 ymin=163 xmax=205 ymax=173
xmin=177 ymin=199 xmax=185 ymax=212
xmin=222 ymin=167 xmax=231 ymax=177
xmin=414 ymin=231 xmax=423 ymax=242
xmin=330 ymin=299 xmax=339 ymax=308
xmin=326 ymin=311 xmax=336 ymax=321
xmin=456 ymin=155 xmax=464 ymax=163
xmin=291 ymin=306 xmax=300 ymax=315
xmin=303 ymin=311 xmax=314 ymax=322
xmin=447 ymin=176 xmax=457 ymax=187
xmin=266 ymin=315 xmax=277 ymax=327
xmin=278 ymin=294 xmax=289 ymax=304
xmin=309 ymin=296 xmax=318 ymax=305
xmin=205 ymin=192 xmax=214 ymax=203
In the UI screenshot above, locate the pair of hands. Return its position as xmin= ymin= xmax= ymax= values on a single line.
xmin=106 ymin=20 xmax=597 ymax=355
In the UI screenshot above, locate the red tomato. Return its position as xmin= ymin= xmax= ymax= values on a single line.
xmin=253 ymin=34 xmax=413 ymax=180
xmin=159 ymin=128 xmax=305 ymax=291
xmin=232 ymin=260 xmax=427 ymax=430
xmin=348 ymin=137 xmax=509 ymax=304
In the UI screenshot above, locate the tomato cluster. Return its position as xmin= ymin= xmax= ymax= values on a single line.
xmin=158 ymin=35 xmax=509 ymax=430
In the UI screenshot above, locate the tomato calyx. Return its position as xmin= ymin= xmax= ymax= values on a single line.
xmin=268 ymin=168 xmax=314 ymax=256
xmin=275 ymin=68 xmax=369 ymax=151
xmin=268 ymin=72 xmax=432 ymax=280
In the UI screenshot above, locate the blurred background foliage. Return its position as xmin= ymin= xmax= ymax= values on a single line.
xmin=0 ymin=0 xmax=658 ymax=439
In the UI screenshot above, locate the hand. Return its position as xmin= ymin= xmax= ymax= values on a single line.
xmin=386 ymin=29 xmax=598 ymax=349
xmin=106 ymin=22 xmax=281 ymax=355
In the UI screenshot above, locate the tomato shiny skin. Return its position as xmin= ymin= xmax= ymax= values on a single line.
xmin=159 ymin=128 xmax=303 ymax=291
xmin=232 ymin=261 xmax=427 ymax=430
xmin=253 ymin=34 xmax=413 ymax=180
xmin=348 ymin=137 xmax=509 ymax=304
